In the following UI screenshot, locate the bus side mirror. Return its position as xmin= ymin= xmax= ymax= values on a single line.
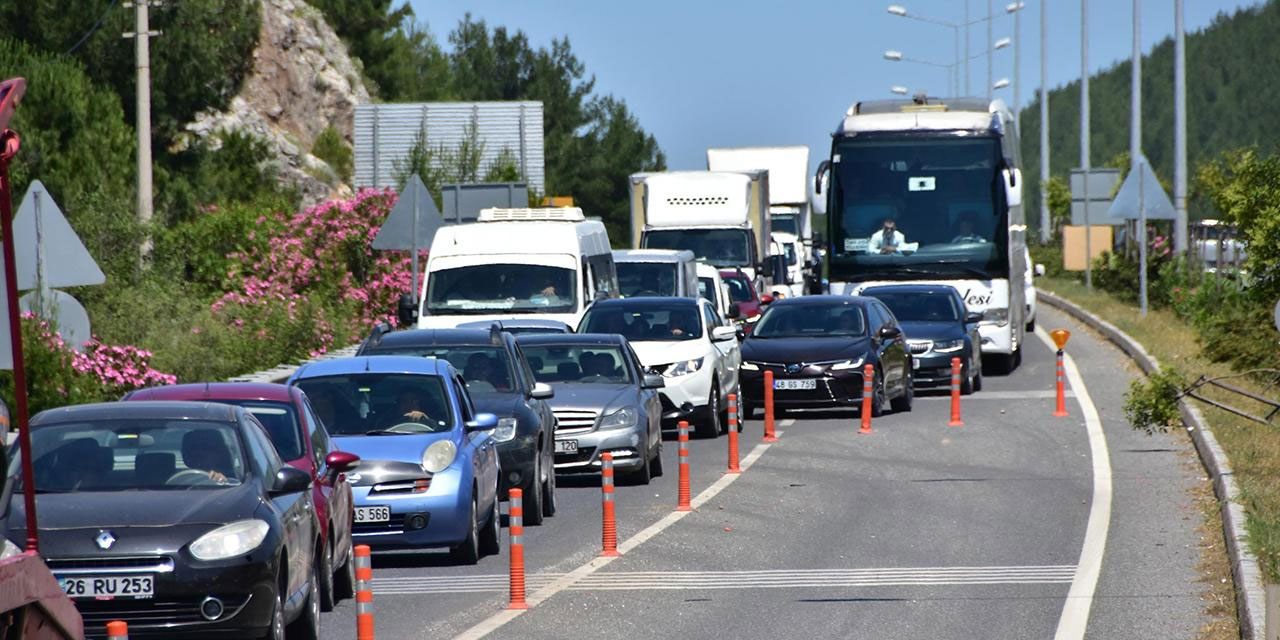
xmin=396 ymin=294 xmax=417 ymax=327
xmin=814 ymin=160 xmax=830 ymax=195
xmin=1003 ymin=168 xmax=1023 ymax=208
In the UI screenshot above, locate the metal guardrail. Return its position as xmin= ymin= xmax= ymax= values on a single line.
xmin=1183 ymin=370 xmax=1280 ymax=426
xmin=225 ymin=343 xmax=363 ymax=384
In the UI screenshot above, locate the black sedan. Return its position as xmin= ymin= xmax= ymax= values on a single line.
xmin=358 ymin=324 xmax=558 ymax=525
xmin=2 ymin=401 xmax=322 ymax=639
xmin=861 ymin=284 xmax=983 ymax=394
xmin=739 ymin=295 xmax=913 ymax=416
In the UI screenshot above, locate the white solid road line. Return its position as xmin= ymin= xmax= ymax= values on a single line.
xmin=1035 ymin=327 xmax=1114 ymax=640
xmin=452 ymin=420 xmax=793 ymax=640
xmin=916 ymin=389 xmax=1075 ymax=400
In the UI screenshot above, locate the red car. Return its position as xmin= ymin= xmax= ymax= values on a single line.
xmin=123 ymin=382 xmax=359 ymax=612
xmin=720 ymin=269 xmax=773 ymax=332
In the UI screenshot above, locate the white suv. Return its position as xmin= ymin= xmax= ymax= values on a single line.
xmin=579 ymin=297 xmax=741 ymax=438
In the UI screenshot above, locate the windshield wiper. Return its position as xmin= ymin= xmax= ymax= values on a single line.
xmin=364 ymin=429 xmax=416 ymax=436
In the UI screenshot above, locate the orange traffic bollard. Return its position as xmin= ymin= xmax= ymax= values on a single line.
xmin=1051 ymin=329 xmax=1071 ymax=417
xmin=600 ymin=453 xmax=619 ymax=557
xmin=106 ymin=621 xmax=128 ymax=640
xmin=726 ymin=393 xmax=741 ymax=474
xmin=762 ymin=370 xmax=778 ymax=442
xmin=508 ymin=488 xmax=528 ymax=609
xmin=948 ymin=357 xmax=964 ymax=427
xmin=677 ymin=421 xmax=692 ymax=511
xmin=354 ymin=544 xmax=374 ymax=640
xmin=860 ymin=364 xmax=874 ymax=434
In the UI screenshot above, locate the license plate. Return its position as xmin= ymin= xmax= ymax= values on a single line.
xmin=355 ymin=506 xmax=391 ymax=523
xmin=59 ymin=575 xmax=153 ymax=599
xmin=774 ymin=378 xmax=817 ymax=390
xmin=554 ymin=440 xmax=578 ymax=454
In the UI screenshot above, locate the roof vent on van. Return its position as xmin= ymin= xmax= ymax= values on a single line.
xmin=665 ymin=196 xmax=730 ymax=207
xmin=477 ymin=207 xmax=585 ymax=222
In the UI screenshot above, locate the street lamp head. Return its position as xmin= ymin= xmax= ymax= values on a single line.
xmin=887 ymin=5 xmax=908 ymax=16
xmin=993 ymin=78 xmax=1011 ymax=89
xmin=890 ymin=85 xmax=909 ymax=95
xmin=994 ymin=37 xmax=1012 ymax=50
xmin=1005 ymin=1 xmax=1025 ymax=13
xmin=883 ymin=50 xmax=903 ymax=61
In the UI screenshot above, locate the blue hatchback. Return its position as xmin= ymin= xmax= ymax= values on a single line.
xmin=287 ymin=356 xmax=502 ymax=564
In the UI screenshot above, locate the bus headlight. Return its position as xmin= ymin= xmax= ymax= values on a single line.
xmin=981 ymin=307 xmax=1009 ymax=326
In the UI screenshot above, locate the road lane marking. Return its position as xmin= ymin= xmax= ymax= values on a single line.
xmin=916 ymin=390 xmax=1075 ymax=400
xmin=1034 ymin=327 xmax=1113 ymax=640
xmin=453 ymin=421 xmax=792 ymax=639
xmin=377 ymin=565 xmax=1076 ymax=595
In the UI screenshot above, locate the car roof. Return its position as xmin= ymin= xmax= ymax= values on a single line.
xmin=366 ymin=329 xmax=510 ymax=351
xmin=589 ymin=296 xmax=700 ymax=309
xmin=292 ymin=355 xmax=456 ymax=380
xmin=767 ymin=294 xmax=869 ymax=307
xmin=457 ymin=319 xmax=571 ymax=331
xmin=516 ymin=333 xmax=627 ymax=347
xmin=32 ymin=400 xmax=239 ymax=426
xmin=125 ymin=382 xmax=296 ymax=403
xmin=612 ymin=249 xmax=696 ymax=263
xmin=860 ymin=284 xmax=958 ymax=296
xmin=718 ymin=269 xmax=750 ymax=280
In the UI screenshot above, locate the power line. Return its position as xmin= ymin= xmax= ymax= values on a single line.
xmin=65 ymin=0 xmax=121 ymax=55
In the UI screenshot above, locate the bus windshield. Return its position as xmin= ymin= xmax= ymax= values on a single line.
xmin=828 ymin=134 xmax=1008 ymax=280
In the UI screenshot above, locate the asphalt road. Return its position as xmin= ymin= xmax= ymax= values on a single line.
xmin=317 ymin=304 xmax=1212 ymax=640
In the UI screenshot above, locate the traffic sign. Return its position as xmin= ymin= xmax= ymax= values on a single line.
xmin=1106 ymin=155 xmax=1176 ymax=221
xmin=372 ymin=175 xmax=443 ymax=251
xmin=14 ymin=180 xmax=105 ymax=290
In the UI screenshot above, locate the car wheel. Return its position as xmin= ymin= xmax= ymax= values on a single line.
xmin=479 ymin=491 xmax=501 ymax=557
xmin=524 ymin=454 xmax=545 ymax=527
xmin=1026 ymin=317 xmax=1036 ymax=332
xmin=960 ymin=364 xmax=975 ymax=395
xmin=973 ymin=360 xmax=984 ymax=391
xmin=317 ymin=537 xmax=336 ymax=612
xmin=333 ymin=535 xmax=355 ymax=602
xmin=621 ymin=436 xmax=652 ymax=486
xmin=542 ymin=451 xmax=557 ymax=519
xmin=650 ymin=436 xmax=664 ymax=478
xmin=261 ymin=569 xmax=286 ymax=640
xmin=697 ymin=383 xmax=721 ymax=439
xmin=450 ymin=494 xmax=481 ymax=565
xmin=891 ymin=370 xmax=914 ymax=412
xmin=870 ymin=369 xmax=886 ymax=418
xmin=285 ymin=559 xmax=321 ymax=640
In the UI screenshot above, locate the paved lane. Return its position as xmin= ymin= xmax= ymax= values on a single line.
xmin=318 ymin=307 xmax=1212 ymax=639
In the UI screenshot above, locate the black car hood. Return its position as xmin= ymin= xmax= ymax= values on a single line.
xmin=7 ymin=482 xmax=260 ymax=533
xmin=742 ymin=336 xmax=872 ymax=364
xmin=546 ymin=384 xmax=632 ymax=413
xmin=898 ymin=320 xmax=965 ymax=342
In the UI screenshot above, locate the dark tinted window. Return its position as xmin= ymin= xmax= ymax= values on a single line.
xmin=723 ymin=276 xmax=754 ymax=303
xmin=365 ymin=345 xmax=513 ymax=394
xmin=214 ymin=400 xmax=303 ymax=461
xmin=866 ymin=290 xmax=961 ymax=323
xmin=521 ymin=344 xmax=634 ymax=384
xmin=301 ymin=399 xmax=330 ymax=468
xmin=580 ymin=305 xmax=703 ymax=342
xmin=295 ymin=373 xmax=453 ymax=435
xmin=242 ymin=415 xmax=282 ymax=477
xmin=753 ymin=303 xmax=867 ymax=338
xmin=617 ymin=262 xmax=679 ymax=297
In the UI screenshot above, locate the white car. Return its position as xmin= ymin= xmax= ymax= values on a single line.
xmin=1024 ymin=246 xmax=1045 ymax=332
xmin=579 ymin=297 xmax=741 ymax=438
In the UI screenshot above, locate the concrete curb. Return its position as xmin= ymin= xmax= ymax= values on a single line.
xmin=1038 ymin=288 xmax=1265 ymax=639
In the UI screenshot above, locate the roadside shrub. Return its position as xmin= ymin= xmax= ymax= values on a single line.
xmin=1124 ymin=367 xmax=1187 ymax=435
xmin=312 ymin=126 xmax=354 ymax=184
xmin=1029 ymin=242 xmax=1069 ymax=280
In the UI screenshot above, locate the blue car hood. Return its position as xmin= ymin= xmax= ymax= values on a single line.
xmin=333 ymin=432 xmax=457 ymax=465
xmin=898 ymin=320 xmax=965 ymax=342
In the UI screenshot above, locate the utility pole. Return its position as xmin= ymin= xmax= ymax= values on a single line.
xmin=965 ymin=0 xmax=972 ymax=94
xmin=1012 ymin=2 xmax=1021 ymax=115
xmin=1173 ymin=0 xmax=1188 ymax=254
xmin=1039 ymin=0 xmax=1050 ymax=244
xmin=1081 ymin=0 xmax=1092 ymax=290
xmin=986 ymin=0 xmax=994 ymax=100
xmin=125 ymin=1 xmax=158 ymax=263
xmin=1132 ymin=0 xmax=1147 ymax=315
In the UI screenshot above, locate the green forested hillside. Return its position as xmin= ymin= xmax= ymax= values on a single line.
xmin=1018 ymin=0 xmax=1280 ymax=231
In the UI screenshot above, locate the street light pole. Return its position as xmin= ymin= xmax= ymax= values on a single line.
xmin=1174 ymin=0 xmax=1188 ymax=254
xmin=987 ymin=0 xmax=994 ymax=100
xmin=1011 ymin=2 xmax=1021 ymax=115
xmin=1039 ymin=0 xmax=1050 ymax=244
xmin=1132 ymin=0 xmax=1146 ymax=315
xmin=965 ymin=0 xmax=972 ymax=94
xmin=1081 ymin=0 xmax=1092 ymax=290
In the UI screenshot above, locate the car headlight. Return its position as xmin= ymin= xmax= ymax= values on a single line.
xmin=933 ymin=339 xmax=965 ymax=353
xmin=663 ymin=358 xmax=704 ymax=378
xmin=740 ymin=361 xmax=760 ymax=371
xmin=422 ymin=440 xmax=458 ymax=473
xmin=493 ymin=417 xmax=518 ymax=442
xmin=830 ymin=356 xmax=866 ymax=371
xmin=0 ymin=537 xmax=22 ymax=561
xmin=597 ymin=407 xmax=639 ymax=431
xmin=189 ymin=519 xmax=270 ymax=561
xmin=981 ymin=307 xmax=1009 ymax=325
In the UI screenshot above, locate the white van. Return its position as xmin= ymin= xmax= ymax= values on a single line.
xmin=415 ymin=207 xmax=618 ymax=329
xmin=613 ymin=249 xmax=699 ymax=299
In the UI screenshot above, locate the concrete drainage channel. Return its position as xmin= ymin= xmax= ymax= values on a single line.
xmin=225 ymin=344 xmax=363 ymax=384
xmin=1038 ymin=288 xmax=1266 ymax=639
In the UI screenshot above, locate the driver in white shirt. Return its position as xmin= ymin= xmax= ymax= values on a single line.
xmin=867 ymin=217 xmax=907 ymax=255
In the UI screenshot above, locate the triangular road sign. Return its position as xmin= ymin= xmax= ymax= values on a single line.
xmin=372 ymin=174 xmax=444 ymax=251
xmin=14 ymin=180 xmax=105 ymax=289
xmin=1106 ymin=156 xmax=1176 ymax=221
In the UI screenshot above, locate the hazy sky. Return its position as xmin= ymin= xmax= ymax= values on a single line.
xmin=408 ymin=0 xmax=1260 ymax=173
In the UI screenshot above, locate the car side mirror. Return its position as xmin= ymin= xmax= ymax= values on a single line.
xmin=760 ymin=294 xmax=774 ymax=306
xmin=396 ymin=293 xmax=417 ymax=327
xmin=1034 ymin=263 xmax=1046 ymax=277
xmin=726 ymin=304 xmax=741 ymax=320
xmin=594 ymin=290 xmax=610 ymax=302
xmin=711 ymin=326 xmax=737 ymax=342
xmin=964 ymin=311 xmax=983 ymax=324
xmin=878 ymin=325 xmax=902 ymax=339
xmin=769 ymin=255 xmax=790 ymax=284
xmin=641 ymin=374 xmax=665 ymax=389
xmin=271 ymin=466 xmax=312 ymax=495
xmin=325 ymin=451 xmax=360 ymax=475
xmin=529 ymin=382 xmax=555 ymax=400
xmin=759 ymin=259 xmax=772 ymax=278
xmin=466 ymin=413 xmax=499 ymax=432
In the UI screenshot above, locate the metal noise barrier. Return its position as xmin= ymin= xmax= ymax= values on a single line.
xmin=762 ymin=370 xmax=778 ymax=442
xmin=726 ymin=393 xmax=741 ymax=473
xmin=600 ymin=453 xmax=619 ymax=557
xmin=106 ymin=621 xmax=128 ymax=640
xmin=508 ymin=488 xmax=528 ymax=610
xmin=1054 ymin=350 xmax=1069 ymax=417
xmin=677 ymin=421 xmax=692 ymax=511
xmin=355 ymin=544 xmax=374 ymax=640
xmin=948 ymin=357 xmax=964 ymax=427
xmin=860 ymin=364 xmax=874 ymax=434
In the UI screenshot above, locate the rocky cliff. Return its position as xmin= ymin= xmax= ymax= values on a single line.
xmin=180 ymin=0 xmax=368 ymax=204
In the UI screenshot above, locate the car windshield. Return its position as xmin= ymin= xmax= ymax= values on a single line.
xmin=293 ymin=373 xmax=453 ymax=435
xmin=426 ymin=264 xmax=577 ymax=314
xmin=617 ymin=262 xmax=679 ymax=297
xmin=697 ymin=277 xmax=716 ymax=304
xmin=752 ymin=303 xmax=867 ymax=338
xmin=12 ymin=419 xmax=247 ymax=492
xmin=782 ymin=242 xmax=797 ymax=266
xmin=210 ymin=400 xmax=304 ymax=461
xmin=772 ymin=215 xmax=799 ymax=236
xmin=865 ymin=291 xmax=961 ymax=323
xmin=362 ymin=345 xmax=513 ymax=394
xmin=521 ymin=344 xmax=633 ymax=385
xmin=642 ymin=229 xmax=753 ymax=267
xmin=580 ymin=305 xmax=703 ymax=342
xmin=723 ymin=277 xmax=754 ymax=303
